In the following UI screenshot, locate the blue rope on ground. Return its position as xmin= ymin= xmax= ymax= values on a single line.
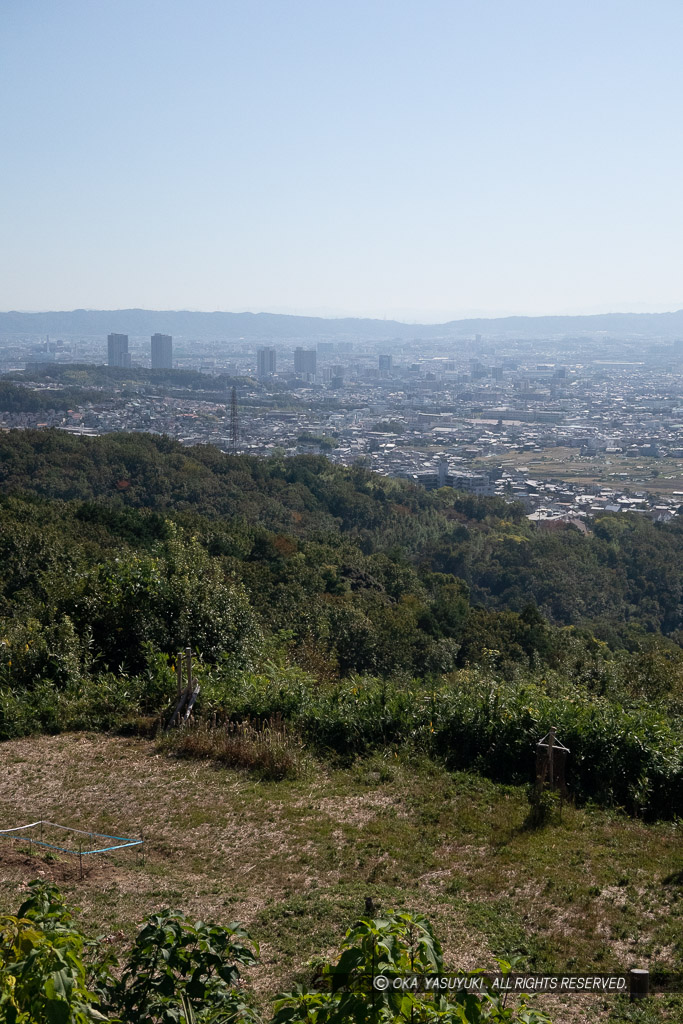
xmin=1 ymin=835 xmax=79 ymax=854
xmin=2 ymin=834 xmax=143 ymax=855
xmin=0 ymin=821 xmax=144 ymax=856
xmin=80 ymin=841 xmax=143 ymax=855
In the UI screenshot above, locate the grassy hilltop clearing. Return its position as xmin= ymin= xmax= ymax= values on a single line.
xmin=0 ymin=429 xmax=681 ymax=1023
xmin=1 ymin=734 xmax=681 ymax=1024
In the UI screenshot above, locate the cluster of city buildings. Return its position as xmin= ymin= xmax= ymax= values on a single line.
xmin=2 ymin=329 xmax=683 ymax=525
xmin=107 ymin=333 xmax=173 ymax=369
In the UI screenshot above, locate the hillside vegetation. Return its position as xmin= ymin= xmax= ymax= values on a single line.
xmin=0 ymin=429 xmax=681 ymax=819
xmin=0 ymin=430 xmax=682 ymax=1023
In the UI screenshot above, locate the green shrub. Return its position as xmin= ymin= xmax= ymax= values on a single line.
xmin=0 ymin=616 xmax=87 ymax=690
xmin=524 ymin=785 xmax=562 ymax=829
xmin=273 ymin=910 xmax=551 ymax=1024
xmin=1 ymin=885 xmax=553 ymax=1024
xmin=187 ymin=665 xmax=683 ymax=818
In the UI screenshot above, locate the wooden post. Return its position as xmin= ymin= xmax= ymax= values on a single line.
xmin=629 ymin=969 xmax=649 ymax=1001
xmin=548 ymin=727 xmax=556 ymax=789
xmin=176 ymin=655 xmax=183 ymax=698
xmin=78 ymin=839 xmax=83 ymax=880
xmin=185 ymin=646 xmax=193 ymax=695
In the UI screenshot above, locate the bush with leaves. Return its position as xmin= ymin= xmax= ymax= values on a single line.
xmin=52 ymin=536 xmax=262 ymax=675
xmin=272 ymin=911 xmax=551 ymax=1023
xmin=0 ymin=616 xmax=88 ymax=691
xmin=0 ymin=883 xmax=261 ymax=1024
xmin=0 ymin=886 xmax=556 ymax=1024
xmin=0 ymin=881 xmax=105 ymax=1024
xmin=104 ymin=909 xmax=260 ymax=1023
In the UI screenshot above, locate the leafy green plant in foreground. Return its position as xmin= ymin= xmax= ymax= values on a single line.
xmin=273 ymin=911 xmax=551 ymax=1023
xmin=0 ymin=882 xmax=104 ymax=1024
xmin=0 ymin=884 xmax=554 ymax=1023
xmin=105 ymin=909 xmax=260 ymax=1024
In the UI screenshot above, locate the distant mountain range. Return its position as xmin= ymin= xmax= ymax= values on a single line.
xmin=1 ymin=307 xmax=683 ymax=341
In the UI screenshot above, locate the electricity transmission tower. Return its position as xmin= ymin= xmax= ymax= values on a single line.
xmin=229 ymin=386 xmax=239 ymax=454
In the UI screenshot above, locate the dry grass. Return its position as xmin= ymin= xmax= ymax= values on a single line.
xmin=0 ymin=733 xmax=680 ymax=1024
xmin=160 ymin=715 xmax=306 ymax=780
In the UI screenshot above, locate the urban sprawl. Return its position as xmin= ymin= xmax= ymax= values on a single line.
xmin=3 ymin=328 xmax=683 ymax=527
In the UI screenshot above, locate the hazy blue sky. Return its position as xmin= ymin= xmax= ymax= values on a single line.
xmin=2 ymin=0 xmax=683 ymax=320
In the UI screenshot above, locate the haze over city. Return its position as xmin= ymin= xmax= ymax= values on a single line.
xmin=2 ymin=0 xmax=683 ymax=319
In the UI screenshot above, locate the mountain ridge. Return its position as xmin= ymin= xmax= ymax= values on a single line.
xmin=2 ymin=307 xmax=683 ymax=340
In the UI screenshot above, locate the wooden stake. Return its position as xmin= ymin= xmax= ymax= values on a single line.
xmin=185 ymin=646 xmax=193 ymax=695
xmin=548 ymin=727 xmax=556 ymax=789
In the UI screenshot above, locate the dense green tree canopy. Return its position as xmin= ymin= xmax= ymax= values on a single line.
xmin=0 ymin=430 xmax=681 ymax=818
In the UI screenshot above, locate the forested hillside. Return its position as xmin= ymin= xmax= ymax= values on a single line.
xmin=1 ymin=429 xmax=682 ymax=639
xmin=0 ymin=429 xmax=681 ymax=817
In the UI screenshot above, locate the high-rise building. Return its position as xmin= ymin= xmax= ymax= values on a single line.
xmin=107 ymin=333 xmax=130 ymax=368
xmin=294 ymin=348 xmax=317 ymax=375
xmin=257 ymin=346 xmax=277 ymax=377
xmin=379 ymin=354 xmax=393 ymax=376
xmin=151 ymin=333 xmax=173 ymax=369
